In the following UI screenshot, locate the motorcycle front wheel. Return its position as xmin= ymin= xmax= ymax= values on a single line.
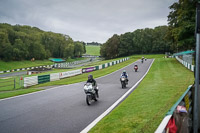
xmin=86 ymin=95 xmax=92 ymax=105
xmin=121 ymin=82 xmax=125 ymax=88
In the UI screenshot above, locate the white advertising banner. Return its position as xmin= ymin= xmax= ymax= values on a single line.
xmin=24 ymin=76 xmax=38 ymax=87
xmin=50 ymin=73 xmax=60 ymax=81
xmin=60 ymin=69 xmax=82 ymax=79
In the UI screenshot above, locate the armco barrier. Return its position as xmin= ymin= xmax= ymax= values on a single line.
xmin=155 ymin=85 xmax=193 ymax=133
xmin=82 ymin=57 xmax=129 ymax=73
xmin=175 ymin=56 xmax=194 ymax=71
xmin=0 ymin=65 xmax=53 ymax=74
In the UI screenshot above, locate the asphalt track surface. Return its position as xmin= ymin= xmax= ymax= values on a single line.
xmin=0 ymin=71 xmax=27 ymax=78
xmin=0 ymin=59 xmax=153 ymax=133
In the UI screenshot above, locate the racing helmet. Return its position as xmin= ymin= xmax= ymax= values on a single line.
xmin=88 ymin=74 xmax=93 ymax=80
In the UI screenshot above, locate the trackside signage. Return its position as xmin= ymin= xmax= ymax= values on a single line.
xmin=82 ymin=67 xmax=96 ymax=73
xmin=60 ymin=69 xmax=82 ymax=79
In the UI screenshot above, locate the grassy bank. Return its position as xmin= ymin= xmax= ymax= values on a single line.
xmin=89 ymin=57 xmax=194 ymax=133
xmin=86 ymin=45 xmax=100 ymax=56
xmin=0 ymin=57 xmax=86 ymax=71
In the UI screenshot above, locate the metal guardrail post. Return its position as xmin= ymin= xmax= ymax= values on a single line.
xmin=194 ymin=2 xmax=200 ymax=133
xmin=14 ymin=78 xmax=16 ymax=89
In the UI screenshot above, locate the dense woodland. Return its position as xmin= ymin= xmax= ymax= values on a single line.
xmin=0 ymin=23 xmax=86 ymax=61
xmin=100 ymin=0 xmax=196 ymax=59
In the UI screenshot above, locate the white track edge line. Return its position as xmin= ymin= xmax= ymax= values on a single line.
xmin=80 ymin=59 xmax=155 ymax=133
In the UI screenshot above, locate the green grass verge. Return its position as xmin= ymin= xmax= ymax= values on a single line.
xmin=89 ymin=57 xmax=194 ymax=133
xmin=86 ymin=45 xmax=100 ymax=56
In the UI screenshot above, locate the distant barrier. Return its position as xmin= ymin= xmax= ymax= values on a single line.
xmin=0 ymin=65 xmax=54 ymax=74
xmin=0 ymin=59 xmax=91 ymax=74
xmin=54 ymin=59 xmax=91 ymax=68
xmin=23 ymin=57 xmax=129 ymax=87
xmin=155 ymin=85 xmax=193 ymax=133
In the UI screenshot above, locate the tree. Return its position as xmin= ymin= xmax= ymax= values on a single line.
xmin=100 ymin=34 xmax=120 ymax=59
xmin=119 ymin=32 xmax=134 ymax=56
xmin=167 ymin=0 xmax=196 ymax=52
xmin=13 ymin=39 xmax=29 ymax=60
xmin=0 ymin=31 xmax=13 ymax=61
xmin=74 ymin=41 xmax=84 ymax=57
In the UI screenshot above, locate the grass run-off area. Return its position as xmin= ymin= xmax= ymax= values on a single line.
xmin=0 ymin=57 xmax=86 ymax=71
xmin=89 ymin=57 xmax=194 ymax=133
xmin=86 ymin=45 xmax=100 ymax=56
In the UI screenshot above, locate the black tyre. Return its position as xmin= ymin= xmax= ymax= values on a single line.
xmin=86 ymin=95 xmax=92 ymax=105
xmin=121 ymin=82 xmax=125 ymax=88
xmin=94 ymin=93 xmax=98 ymax=101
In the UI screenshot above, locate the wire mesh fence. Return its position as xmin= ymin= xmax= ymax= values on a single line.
xmin=0 ymin=77 xmax=23 ymax=91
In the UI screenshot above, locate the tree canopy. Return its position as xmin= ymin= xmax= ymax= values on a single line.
xmin=100 ymin=26 xmax=170 ymax=59
xmin=0 ymin=23 xmax=86 ymax=61
xmin=167 ymin=0 xmax=196 ymax=52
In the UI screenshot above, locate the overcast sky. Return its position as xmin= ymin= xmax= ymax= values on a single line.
xmin=0 ymin=0 xmax=177 ymax=43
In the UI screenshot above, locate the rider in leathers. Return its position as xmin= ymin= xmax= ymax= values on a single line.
xmin=87 ymin=74 xmax=99 ymax=97
xmin=121 ymin=70 xmax=129 ymax=83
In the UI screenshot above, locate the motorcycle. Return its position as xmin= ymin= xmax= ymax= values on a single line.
xmin=141 ymin=59 xmax=144 ymax=63
xmin=134 ymin=64 xmax=138 ymax=72
xmin=84 ymin=83 xmax=98 ymax=105
xmin=120 ymin=76 xmax=128 ymax=88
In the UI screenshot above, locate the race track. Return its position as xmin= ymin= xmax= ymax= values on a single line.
xmin=0 ymin=59 xmax=154 ymax=133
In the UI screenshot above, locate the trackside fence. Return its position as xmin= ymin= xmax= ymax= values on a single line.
xmin=24 ymin=57 xmax=129 ymax=87
xmin=155 ymin=85 xmax=193 ymax=133
xmin=175 ymin=56 xmax=194 ymax=71
xmin=0 ymin=77 xmax=24 ymax=91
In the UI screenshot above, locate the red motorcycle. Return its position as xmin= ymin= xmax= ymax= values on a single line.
xmin=134 ymin=65 xmax=138 ymax=72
